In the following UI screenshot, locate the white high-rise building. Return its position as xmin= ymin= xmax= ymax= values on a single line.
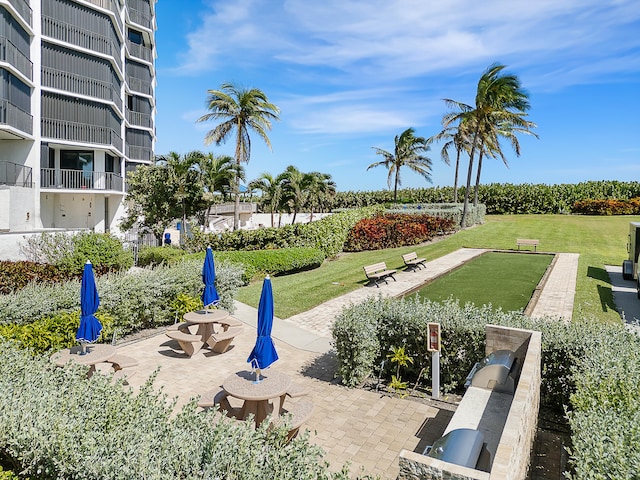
xmin=0 ymin=0 xmax=156 ymax=243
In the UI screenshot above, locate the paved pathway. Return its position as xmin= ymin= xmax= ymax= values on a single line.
xmin=115 ymin=248 xmax=578 ymax=479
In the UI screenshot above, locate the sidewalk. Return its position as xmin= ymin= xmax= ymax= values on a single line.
xmin=115 ymin=248 xmax=578 ymax=478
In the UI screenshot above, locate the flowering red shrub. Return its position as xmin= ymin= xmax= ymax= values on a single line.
xmin=572 ymin=198 xmax=640 ymax=215
xmin=344 ymin=213 xmax=456 ymax=251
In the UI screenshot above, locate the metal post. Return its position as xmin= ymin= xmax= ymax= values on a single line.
xmin=432 ymin=350 xmax=440 ymax=400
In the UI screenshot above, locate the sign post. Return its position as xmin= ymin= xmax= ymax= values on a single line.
xmin=427 ymin=322 xmax=441 ymax=400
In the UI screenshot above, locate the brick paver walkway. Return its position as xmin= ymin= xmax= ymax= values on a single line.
xmin=114 ymin=248 xmax=578 ymax=478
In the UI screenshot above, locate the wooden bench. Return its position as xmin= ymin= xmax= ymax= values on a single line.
xmin=207 ymin=325 xmax=243 ymax=354
xmin=516 ymin=239 xmax=540 ymax=251
xmin=363 ymin=262 xmax=397 ymax=287
xmin=166 ymin=330 xmax=203 ymax=357
xmin=402 ymin=252 xmax=426 ymax=271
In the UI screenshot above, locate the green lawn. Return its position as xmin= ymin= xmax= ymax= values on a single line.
xmin=235 ymin=214 xmax=640 ymax=322
xmin=405 ymin=251 xmax=553 ymax=312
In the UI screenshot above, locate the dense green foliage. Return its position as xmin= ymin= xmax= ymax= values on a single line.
xmin=386 ymin=203 xmax=486 ymax=228
xmin=332 ymin=297 xmax=640 ymax=478
xmin=0 ymin=262 xmax=74 ymax=295
xmin=20 ymin=232 xmax=134 ymax=275
xmin=0 ymin=260 xmax=243 ymax=339
xmin=344 ymin=213 xmax=456 ymax=251
xmin=332 ymin=181 xmax=640 ymax=214
xmin=187 ymin=206 xmax=384 ymax=258
xmin=572 ymin=197 xmax=640 ymax=215
xmin=0 ymin=343 xmax=370 ymax=479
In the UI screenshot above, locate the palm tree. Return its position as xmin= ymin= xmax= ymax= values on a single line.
xmin=368 ymin=127 xmax=433 ymax=203
xmin=304 ymin=171 xmax=336 ymax=221
xmin=249 ymin=172 xmax=285 ymax=227
xmin=197 ymin=82 xmax=280 ymax=230
xmin=443 ymin=63 xmax=536 ymax=226
xmin=280 ymin=165 xmax=307 ymax=224
xmin=431 ymin=119 xmax=474 ymax=203
xmin=199 ymin=153 xmax=236 ymax=223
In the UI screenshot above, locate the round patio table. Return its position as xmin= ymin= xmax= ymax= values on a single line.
xmin=183 ymin=309 xmax=230 ymax=348
xmin=223 ymin=370 xmax=292 ymax=427
xmin=51 ymin=344 xmax=116 ymax=374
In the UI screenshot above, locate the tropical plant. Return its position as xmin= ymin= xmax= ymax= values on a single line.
xmin=199 ymin=153 xmax=236 ymax=218
xmin=431 ymin=117 xmax=474 ymax=203
xmin=280 ymin=165 xmax=308 ymax=224
xmin=197 ymin=82 xmax=280 ymax=230
xmin=442 ymin=63 xmax=537 ymax=226
xmin=368 ymin=127 xmax=433 ymax=203
xmin=249 ymin=172 xmax=286 ymax=227
xmin=304 ymin=171 xmax=336 ymax=221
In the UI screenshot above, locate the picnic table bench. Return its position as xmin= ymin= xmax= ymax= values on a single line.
xmin=516 ymin=239 xmax=540 ymax=251
xmin=363 ymin=262 xmax=397 ymax=287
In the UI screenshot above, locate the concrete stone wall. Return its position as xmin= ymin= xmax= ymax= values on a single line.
xmin=398 ymin=325 xmax=541 ymax=480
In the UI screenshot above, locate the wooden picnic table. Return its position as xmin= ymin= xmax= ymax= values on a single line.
xmin=223 ymin=370 xmax=292 ymax=427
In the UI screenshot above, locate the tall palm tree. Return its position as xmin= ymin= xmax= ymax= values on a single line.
xmin=368 ymin=127 xmax=433 ymax=203
xmin=249 ymin=172 xmax=285 ymax=227
xmin=199 ymin=153 xmax=236 ymax=222
xmin=280 ymin=165 xmax=307 ymax=224
xmin=304 ymin=171 xmax=336 ymax=221
xmin=197 ymin=82 xmax=280 ymax=230
xmin=431 ymin=119 xmax=474 ymax=203
xmin=443 ymin=63 xmax=536 ymax=226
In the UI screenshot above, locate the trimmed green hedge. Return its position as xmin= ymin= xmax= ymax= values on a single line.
xmin=0 ymin=343 xmax=371 ymax=479
xmin=332 ymin=296 xmax=640 ymax=478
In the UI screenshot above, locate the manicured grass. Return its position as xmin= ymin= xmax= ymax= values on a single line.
xmin=235 ymin=214 xmax=640 ymax=322
xmin=404 ymin=251 xmax=553 ymax=312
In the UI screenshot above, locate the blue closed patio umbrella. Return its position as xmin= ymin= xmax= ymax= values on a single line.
xmin=247 ymin=276 xmax=278 ymax=379
xmin=76 ymin=260 xmax=102 ymax=354
xmin=202 ymin=247 xmax=220 ymax=308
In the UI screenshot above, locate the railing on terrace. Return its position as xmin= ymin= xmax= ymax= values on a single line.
xmin=126 ymin=40 xmax=153 ymax=63
xmin=41 ymin=67 xmax=123 ymax=112
xmin=40 ymin=168 xmax=123 ymax=191
xmin=8 ymin=0 xmax=32 ymax=27
xmin=210 ymin=203 xmax=257 ymax=215
xmin=41 ymin=118 xmax=123 ymax=152
xmin=128 ymin=8 xmax=152 ymax=31
xmin=82 ymin=0 xmax=123 ymax=33
xmin=41 ymin=16 xmax=122 ymax=72
xmin=0 ymin=161 xmax=33 ymax=187
xmin=125 ymin=144 xmax=152 ymax=161
xmin=0 ymin=99 xmax=33 ymax=135
xmin=0 ymin=36 xmax=33 ymax=80
xmin=125 ymin=109 xmax=152 ymax=128
xmin=125 ymin=75 xmax=152 ymax=96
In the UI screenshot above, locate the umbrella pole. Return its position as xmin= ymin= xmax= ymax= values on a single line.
xmin=80 ymin=341 xmax=88 ymax=355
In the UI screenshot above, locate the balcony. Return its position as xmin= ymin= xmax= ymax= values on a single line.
xmin=128 ymin=7 xmax=152 ymax=31
xmin=83 ymin=0 xmax=123 ymax=33
xmin=126 ymin=40 xmax=153 ymax=63
xmin=41 ymin=118 xmax=123 ymax=152
xmin=42 ymin=67 xmax=123 ymax=112
xmin=0 ymin=161 xmax=32 ymax=187
xmin=42 ymin=16 xmax=122 ymax=72
xmin=0 ymin=99 xmax=33 ymax=135
xmin=7 ymin=0 xmax=31 ymax=27
xmin=40 ymin=168 xmax=123 ymax=192
xmin=126 ymin=75 xmax=152 ymax=96
xmin=125 ymin=109 xmax=152 ymax=128
xmin=0 ymin=36 xmax=33 ymax=80
xmin=125 ymin=144 xmax=152 ymax=161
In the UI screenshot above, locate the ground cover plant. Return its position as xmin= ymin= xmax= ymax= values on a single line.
xmin=237 ymin=214 xmax=638 ymax=322
xmin=405 ymin=251 xmax=553 ymax=312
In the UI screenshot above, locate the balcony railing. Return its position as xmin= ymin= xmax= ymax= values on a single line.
xmin=41 ymin=118 xmax=123 ymax=152
xmin=0 ymin=36 xmax=33 ymax=80
xmin=0 ymin=99 xmax=33 ymax=135
xmin=125 ymin=75 xmax=152 ymax=96
xmin=128 ymin=7 xmax=152 ymax=31
xmin=42 ymin=16 xmax=123 ymax=72
xmin=125 ymin=144 xmax=152 ymax=161
xmin=40 ymin=168 xmax=123 ymax=191
xmin=126 ymin=39 xmax=153 ymax=63
xmin=210 ymin=203 xmax=257 ymax=215
xmin=0 ymin=161 xmax=32 ymax=187
xmin=125 ymin=109 xmax=152 ymax=128
xmin=42 ymin=67 xmax=123 ymax=112
xmin=8 ymin=0 xmax=32 ymax=27
xmin=82 ymin=0 xmax=123 ymax=33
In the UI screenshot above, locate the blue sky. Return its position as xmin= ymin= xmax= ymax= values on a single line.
xmin=154 ymin=0 xmax=640 ymax=192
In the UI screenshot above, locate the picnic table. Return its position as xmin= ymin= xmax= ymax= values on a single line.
xmin=223 ymin=370 xmax=292 ymax=427
xmin=51 ymin=344 xmax=116 ymax=375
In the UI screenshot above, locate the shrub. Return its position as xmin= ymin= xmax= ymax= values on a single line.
xmin=344 ymin=214 xmax=456 ymax=251
xmin=0 ymin=342 xmax=369 ymax=479
xmin=571 ymin=197 xmax=640 ymax=215
xmin=20 ymin=232 xmax=134 ymax=275
xmin=0 ymin=260 xmax=244 ymax=339
xmin=0 ymin=261 xmax=74 ymax=295
xmin=136 ymin=245 xmax=187 ymax=267
xmin=386 ymin=203 xmax=485 ymax=228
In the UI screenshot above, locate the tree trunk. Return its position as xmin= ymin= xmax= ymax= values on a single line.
xmin=453 ymin=149 xmax=461 ymax=203
xmin=473 ymin=151 xmax=484 ymax=206
xmin=393 ymin=171 xmax=399 ymax=204
xmin=270 ymin=210 xmax=274 ymax=228
xmin=233 ymin=175 xmax=240 ymax=231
